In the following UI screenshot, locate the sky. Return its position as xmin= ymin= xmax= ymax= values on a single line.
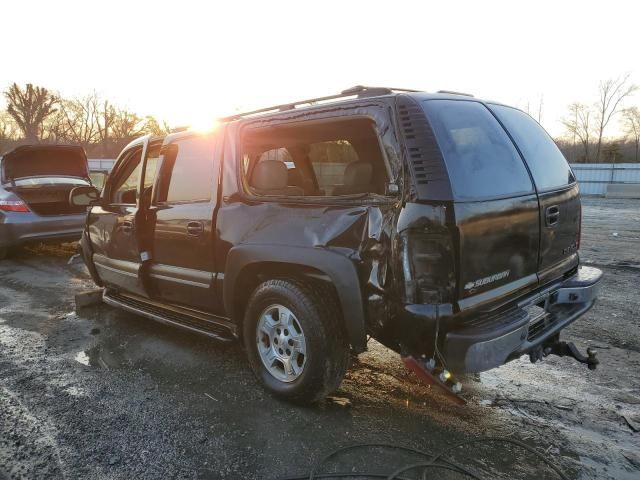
xmin=2 ymin=0 xmax=639 ymax=137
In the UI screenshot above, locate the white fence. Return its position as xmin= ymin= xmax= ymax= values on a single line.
xmin=88 ymin=159 xmax=116 ymax=171
xmin=570 ymin=163 xmax=640 ymax=196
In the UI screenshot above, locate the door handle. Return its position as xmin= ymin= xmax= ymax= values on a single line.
xmin=545 ymin=205 xmax=560 ymax=226
xmin=186 ymin=221 xmax=204 ymax=236
xmin=122 ymin=220 xmax=134 ymax=234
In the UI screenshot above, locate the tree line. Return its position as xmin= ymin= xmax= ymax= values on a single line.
xmin=0 ymin=83 xmax=172 ymax=157
xmin=557 ymin=73 xmax=639 ymax=163
xmin=2 ymin=78 xmax=640 ymax=163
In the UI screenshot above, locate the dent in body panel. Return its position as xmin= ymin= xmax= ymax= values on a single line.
xmin=216 ymin=102 xmax=406 ymax=345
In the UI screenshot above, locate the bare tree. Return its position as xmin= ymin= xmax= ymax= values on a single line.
xmin=58 ymin=93 xmax=101 ymax=147
xmin=4 ymin=83 xmax=58 ymax=142
xmin=623 ymin=107 xmax=640 ymax=163
xmin=143 ymin=116 xmax=172 ymax=136
xmin=0 ymin=112 xmax=19 ymax=152
xmin=537 ymin=95 xmax=544 ymax=124
xmin=523 ymin=95 xmax=544 ymax=123
xmin=96 ymin=100 xmax=117 ymax=157
xmin=562 ymin=103 xmax=592 ymax=162
xmin=111 ymin=108 xmax=144 ymax=144
xmin=594 ymin=74 xmax=637 ymax=162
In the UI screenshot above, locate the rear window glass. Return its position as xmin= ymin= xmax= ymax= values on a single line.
xmin=490 ymin=104 xmax=575 ymax=191
xmin=422 ymin=100 xmax=533 ymax=200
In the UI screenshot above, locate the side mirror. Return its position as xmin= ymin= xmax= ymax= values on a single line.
xmin=69 ymin=186 xmax=101 ymax=207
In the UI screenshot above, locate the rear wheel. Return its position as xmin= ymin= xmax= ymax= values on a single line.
xmin=243 ymin=279 xmax=349 ymax=404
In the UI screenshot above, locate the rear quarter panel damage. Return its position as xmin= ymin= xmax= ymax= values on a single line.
xmin=217 ymin=200 xmax=398 ymax=353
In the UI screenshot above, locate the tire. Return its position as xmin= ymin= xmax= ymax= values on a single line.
xmin=243 ymin=279 xmax=349 ymax=404
xmin=0 ymin=247 xmax=7 ymax=261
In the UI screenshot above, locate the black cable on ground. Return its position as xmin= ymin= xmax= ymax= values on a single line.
xmin=386 ymin=463 xmax=479 ymax=479
xmin=278 ymin=435 xmax=570 ymax=480
xmin=306 ymin=443 xmax=477 ymax=480
xmin=279 ymin=473 xmax=413 ymax=480
xmin=427 ymin=436 xmax=570 ymax=480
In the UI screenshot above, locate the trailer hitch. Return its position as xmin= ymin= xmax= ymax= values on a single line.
xmin=533 ymin=341 xmax=599 ymax=370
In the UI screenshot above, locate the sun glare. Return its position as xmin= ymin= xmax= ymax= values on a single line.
xmin=188 ymin=118 xmax=220 ymax=134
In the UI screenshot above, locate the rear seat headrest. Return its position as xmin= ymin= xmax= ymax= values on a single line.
xmin=343 ymin=161 xmax=373 ymax=187
xmin=252 ymin=160 xmax=288 ymax=190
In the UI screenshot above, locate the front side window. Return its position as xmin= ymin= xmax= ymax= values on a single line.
xmin=155 ymin=135 xmax=216 ymax=203
xmin=490 ymin=104 xmax=575 ymax=191
xmin=422 ymin=100 xmax=533 ymax=200
xmin=110 ymin=148 xmax=142 ymax=204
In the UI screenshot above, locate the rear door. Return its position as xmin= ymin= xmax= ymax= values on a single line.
xmin=421 ymin=100 xmax=540 ymax=310
xmin=489 ymin=104 xmax=580 ymax=285
xmin=147 ymin=133 xmax=220 ymax=311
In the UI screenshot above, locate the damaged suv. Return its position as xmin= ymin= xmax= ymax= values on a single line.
xmin=0 ymin=145 xmax=92 ymax=260
xmin=73 ymin=86 xmax=602 ymax=403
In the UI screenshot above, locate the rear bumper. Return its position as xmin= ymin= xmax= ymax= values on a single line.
xmin=442 ymin=266 xmax=603 ymax=373
xmin=0 ymin=211 xmax=85 ymax=248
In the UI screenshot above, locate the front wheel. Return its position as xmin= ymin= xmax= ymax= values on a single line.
xmin=243 ymin=279 xmax=349 ymax=404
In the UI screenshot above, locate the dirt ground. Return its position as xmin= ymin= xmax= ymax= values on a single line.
xmin=1 ymin=197 xmax=639 ymax=480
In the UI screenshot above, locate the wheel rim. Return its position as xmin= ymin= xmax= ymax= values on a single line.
xmin=256 ymin=304 xmax=307 ymax=383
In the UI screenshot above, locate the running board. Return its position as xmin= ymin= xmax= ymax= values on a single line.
xmin=103 ymin=290 xmax=235 ymax=342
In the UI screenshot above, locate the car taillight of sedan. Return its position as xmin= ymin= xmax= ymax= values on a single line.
xmin=0 ymin=200 xmax=30 ymax=212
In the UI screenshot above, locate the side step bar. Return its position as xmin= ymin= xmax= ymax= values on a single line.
xmin=103 ymin=290 xmax=236 ymax=342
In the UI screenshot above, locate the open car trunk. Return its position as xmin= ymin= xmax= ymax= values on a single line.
xmin=1 ymin=145 xmax=91 ymax=216
xmin=10 ymin=184 xmax=88 ymax=215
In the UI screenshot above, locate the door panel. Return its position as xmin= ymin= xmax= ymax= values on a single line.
xmin=537 ymin=184 xmax=580 ymax=284
xmin=148 ymin=134 xmax=219 ymax=311
xmin=150 ymin=202 xmax=215 ymax=309
xmin=88 ymin=143 xmax=148 ymax=296
xmin=454 ymin=194 xmax=540 ymax=308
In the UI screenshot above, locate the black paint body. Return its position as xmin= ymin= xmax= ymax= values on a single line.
xmin=81 ymin=91 xmax=586 ymax=372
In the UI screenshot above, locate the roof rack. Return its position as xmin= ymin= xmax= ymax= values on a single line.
xmin=218 ymin=85 xmax=421 ymax=122
xmin=436 ymin=89 xmax=474 ymax=97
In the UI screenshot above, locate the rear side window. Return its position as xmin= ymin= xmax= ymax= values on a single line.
xmin=155 ymin=135 xmax=216 ymax=203
xmin=422 ymin=100 xmax=533 ymax=200
xmin=490 ymin=104 xmax=575 ymax=191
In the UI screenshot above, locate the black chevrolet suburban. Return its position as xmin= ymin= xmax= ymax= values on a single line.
xmin=72 ymin=86 xmax=602 ymax=403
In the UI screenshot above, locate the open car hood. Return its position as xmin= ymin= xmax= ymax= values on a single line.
xmin=1 ymin=145 xmax=90 ymax=183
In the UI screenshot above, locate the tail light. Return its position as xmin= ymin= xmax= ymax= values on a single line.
xmin=0 ymin=200 xmax=30 ymax=212
xmin=401 ymin=230 xmax=456 ymax=304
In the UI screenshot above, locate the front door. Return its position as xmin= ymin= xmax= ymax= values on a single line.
xmin=88 ymin=137 xmax=155 ymax=296
xmin=147 ymin=133 xmax=220 ymax=311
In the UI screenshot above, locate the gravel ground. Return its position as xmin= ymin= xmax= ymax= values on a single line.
xmin=1 ymin=198 xmax=639 ymax=479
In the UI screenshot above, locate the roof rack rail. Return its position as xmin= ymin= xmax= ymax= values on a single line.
xmin=218 ymin=85 xmax=421 ymax=122
xmin=437 ymin=89 xmax=474 ymax=97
